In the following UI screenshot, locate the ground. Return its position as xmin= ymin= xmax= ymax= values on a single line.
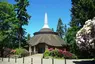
xmin=0 ymin=54 xmax=94 ymax=64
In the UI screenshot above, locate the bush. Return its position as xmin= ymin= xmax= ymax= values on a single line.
xmin=58 ymin=49 xmax=64 ymax=58
xmin=72 ymin=54 xmax=78 ymax=59
xmin=43 ymin=49 xmax=50 ymax=59
xmin=15 ymin=48 xmax=29 ymax=57
xmin=15 ymin=48 xmax=24 ymax=55
xmin=43 ymin=48 xmax=77 ymax=59
xmin=21 ymin=49 xmax=29 ymax=57
xmin=50 ymin=48 xmax=62 ymax=58
xmin=63 ymin=50 xmax=75 ymax=59
xmin=3 ymin=48 xmax=11 ymax=57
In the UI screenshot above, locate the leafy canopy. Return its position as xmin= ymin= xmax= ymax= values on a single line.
xmin=0 ymin=2 xmax=18 ymax=48
xmin=70 ymin=0 xmax=95 ymax=28
xmin=56 ymin=18 xmax=65 ymax=38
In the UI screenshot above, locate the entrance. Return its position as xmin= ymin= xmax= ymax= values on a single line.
xmin=38 ymin=43 xmax=45 ymax=53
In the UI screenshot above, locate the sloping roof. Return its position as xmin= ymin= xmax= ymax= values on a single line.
xmin=28 ymin=28 xmax=66 ymax=47
xmin=28 ymin=33 xmax=66 ymax=47
xmin=39 ymin=28 xmax=53 ymax=32
xmin=34 ymin=28 xmax=58 ymax=35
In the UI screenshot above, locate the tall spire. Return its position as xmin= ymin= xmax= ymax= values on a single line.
xmin=43 ymin=12 xmax=49 ymax=28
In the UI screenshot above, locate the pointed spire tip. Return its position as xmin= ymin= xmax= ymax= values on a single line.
xmin=43 ymin=12 xmax=49 ymax=28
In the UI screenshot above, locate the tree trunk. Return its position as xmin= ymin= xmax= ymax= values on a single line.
xmin=18 ymin=26 xmax=22 ymax=48
xmin=0 ymin=44 xmax=4 ymax=57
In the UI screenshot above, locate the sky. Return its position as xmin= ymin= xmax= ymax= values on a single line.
xmin=8 ymin=0 xmax=72 ymax=36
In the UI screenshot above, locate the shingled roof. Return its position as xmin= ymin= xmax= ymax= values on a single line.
xmin=28 ymin=28 xmax=66 ymax=47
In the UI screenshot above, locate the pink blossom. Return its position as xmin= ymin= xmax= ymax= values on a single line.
xmin=48 ymin=48 xmax=53 ymax=51
xmin=58 ymin=49 xmax=63 ymax=54
xmin=62 ymin=50 xmax=72 ymax=57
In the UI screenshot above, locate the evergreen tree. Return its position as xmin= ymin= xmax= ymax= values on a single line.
xmin=64 ymin=24 xmax=67 ymax=35
xmin=27 ymin=34 xmax=31 ymax=40
xmin=70 ymin=0 xmax=95 ymax=28
xmin=64 ymin=26 xmax=80 ymax=54
xmin=14 ymin=0 xmax=31 ymax=48
xmin=51 ymin=28 xmax=54 ymax=32
xmin=56 ymin=18 xmax=64 ymax=38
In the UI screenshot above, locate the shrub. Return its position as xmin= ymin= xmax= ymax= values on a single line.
xmin=58 ymin=49 xmax=64 ymax=58
xmin=72 ymin=54 xmax=78 ymax=59
xmin=15 ymin=48 xmax=24 ymax=55
xmin=62 ymin=50 xmax=73 ymax=59
xmin=43 ymin=48 xmax=77 ymax=59
xmin=43 ymin=49 xmax=50 ymax=59
xmin=21 ymin=49 xmax=29 ymax=57
xmin=62 ymin=50 xmax=77 ymax=59
xmin=3 ymin=48 xmax=11 ymax=57
xmin=50 ymin=48 xmax=61 ymax=58
xmin=15 ymin=48 xmax=29 ymax=57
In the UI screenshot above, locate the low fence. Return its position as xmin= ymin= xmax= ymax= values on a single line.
xmin=0 ymin=57 xmax=94 ymax=64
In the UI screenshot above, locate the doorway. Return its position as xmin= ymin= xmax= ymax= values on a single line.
xmin=37 ymin=43 xmax=45 ymax=53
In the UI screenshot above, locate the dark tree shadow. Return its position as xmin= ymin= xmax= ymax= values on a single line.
xmin=73 ymin=60 xmax=95 ymax=64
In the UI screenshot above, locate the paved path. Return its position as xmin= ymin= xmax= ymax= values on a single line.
xmin=26 ymin=54 xmax=43 ymax=64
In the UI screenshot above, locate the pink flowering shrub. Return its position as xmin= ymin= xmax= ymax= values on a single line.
xmin=43 ymin=48 xmax=77 ymax=59
xmin=62 ymin=50 xmax=73 ymax=59
xmin=50 ymin=49 xmax=59 ymax=58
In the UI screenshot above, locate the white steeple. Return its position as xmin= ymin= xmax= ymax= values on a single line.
xmin=43 ymin=12 xmax=49 ymax=28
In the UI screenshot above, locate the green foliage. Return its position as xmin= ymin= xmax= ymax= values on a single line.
xmin=21 ymin=49 xmax=29 ymax=57
xmin=69 ymin=0 xmax=95 ymax=58
xmin=65 ymin=26 xmax=79 ymax=44
xmin=14 ymin=0 xmax=30 ymax=25
xmin=0 ymin=0 xmax=31 ymax=56
xmin=0 ymin=0 xmax=7 ymax=2
xmin=43 ymin=49 xmax=62 ymax=59
xmin=52 ymin=28 xmax=54 ymax=32
xmin=43 ymin=49 xmax=50 ymax=59
xmin=14 ymin=0 xmax=31 ymax=48
xmin=27 ymin=33 xmax=31 ymax=40
xmin=64 ymin=26 xmax=80 ymax=58
xmin=70 ymin=0 xmax=95 ymax=28
xmin=15 ymin=48 xmax=29 ymax=57
xmin=15 ymin=48 xmax=24 ymax=55
xmin=72 ymin=54 xmax=78 ymax=59
xmin=0 ymin=2 xmax=19 ymax=48
xmin=43 ymin=48 xmax=77 ymax=59
xmin=50 ymin=49 xmax=59 ymax=58
xmin=56 ymin=18 xmax=67 ymax=38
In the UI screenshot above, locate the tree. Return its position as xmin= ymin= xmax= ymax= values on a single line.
xmin=70 ymin=0 xmax=95 ymax=28
xmin=64 ymin=26 xmax=80 ymax=55
xmin=51 ymin=28 xmax=54 ymax=32
xmin=56 ymin=18 xmax=64 ymax=38
xmin=0 ymin=2 xmax=18 ymax=56
xmin=63 ymin=24 xmax=67 ymax=35
xmin=0 ymin=0 xmax=7 ymax=2
xmin=66 ymin=0 xmax=95 ymax=58
xmin=27 ymin=34 xmax=31 ymax=40
xmin=14 ymin=0 xmax=30 ymax=48
xmin=76 ymin=18 xmax=95 ymax=58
